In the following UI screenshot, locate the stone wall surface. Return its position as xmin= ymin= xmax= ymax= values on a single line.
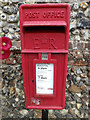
xmin=0 ymin=0 xmax=90 ymax=119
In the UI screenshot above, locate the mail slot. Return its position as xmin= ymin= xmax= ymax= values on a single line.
xmin=19 ymin=3 xmax=70 ymax=110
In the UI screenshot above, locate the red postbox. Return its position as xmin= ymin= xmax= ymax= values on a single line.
xmin=19 ymin=3 xmax=70 ymax=110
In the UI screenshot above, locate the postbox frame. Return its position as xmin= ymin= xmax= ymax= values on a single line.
xmin=19 ymin=3 xmax=70 ymax=110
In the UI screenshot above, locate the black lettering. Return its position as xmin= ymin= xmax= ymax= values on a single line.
xmin=41 ymin=77 xmax=47 ymax=79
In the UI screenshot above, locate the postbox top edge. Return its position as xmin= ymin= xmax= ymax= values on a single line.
xmin=19 ymin=3 xmax=70 ymax=11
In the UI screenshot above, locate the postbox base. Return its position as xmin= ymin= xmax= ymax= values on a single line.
xmin=26 ymin=105 xmax=65 ymax=110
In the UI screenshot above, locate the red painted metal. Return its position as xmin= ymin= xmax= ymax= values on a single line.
xmin=19 ymin=3 xmax=70 ymax=110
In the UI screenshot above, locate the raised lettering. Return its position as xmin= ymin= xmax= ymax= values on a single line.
xmin=57 ymin=11 xmax=61 ymax=18
xmin=29 ymin=12 xmax=32 ymax=18
xmin=43 ymin=12 xmax=46 ymax=18
xmin=25 ymin=11 xmax=65 ymax=19
xmin=33 ymin=38 xmax=57 ymax=49
xmin=25 ymin=12 xmax=28 ymax=18
xmin=49 ymin=38 xmax=57 ymax=49
xmin=34 ymin=38 xmax=40 ymax=49
xmin=25 ymin=12 xmax=39 ymax=19
xmin=61 ymin=11 xmax=64 ymax=18
xmin=43 ymin=11 xmax=65 ymax=18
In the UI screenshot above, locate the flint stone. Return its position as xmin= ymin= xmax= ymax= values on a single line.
xmin=76 ymin=76 xmax=81 ymax=81
xmin=76 ymin=69 xmax=82 ymax=74
xmin=74 ymin=109 xmax=81 ymax=117
xmin=80 ymin=2 xmax=88 ymax=9
xmin=15 ymin=28 xmax=20 ymax=32
xmin=80 ymin=85 xmax=86 ymax=90
xmin=60 ymin=109 xmax=68 ymax=115
xmin=9 ymin=28 xmax=15 ymax=34
xmin=54 ymin=111 xmax=62 ymax=118
xmin=12 ymin=5 xmax=17 ymax=14
xmin=21 ymin=80 xmax=23 ymax=84
xmin=73 ymin=3 xmax=79 ymax=10
xmin=71 ymin=11 xmax=77 ymax=18
xmin=76 ymin=97 xmax=82 ymax=103
xmin=8 ymin=0 xmax=12 ymax=5
xmin=76 ymin=93 xmax=82 ymax=97
xmin=8 ymin=24 xmax=16 ymax=29
xmin=15 ymin=98 xmax=19 ymax=102
xmin=0 ymin=32 xmax=4 ymax=37
xmin=65 ymin=114 xmax=72 ymax=118
xmin=11 ymin=41 xmax=21 ymax=50
xmin=49 ymin=110 xmax=54 ymax=114
xmin=17 ymin=11 xmax=19 ymax=19
xmin=10 ymin=87 xmax=16 ymax=94
xmin=7 ymin=15 xmax=18 ymax=23
xmin=15 ymin=88 xmax=20 ymax=93
xmin=72 ymin=29 xmax=80 ymax=35
xmin=1 ymin=0 xmax=9 ymax=5
xmin=80 ymin=29 xmax=85 ymax=35
xmin=2 ymin=86 xmax=7 ymax=93
xmin=11 ymin=0 xmax=19 ymax=3
xmin=0 ymin=28 xmax=2 ymax=33
xmin=70 ymin=101 xmax=76 ymax=105
xmin=0 ymin=13 xmax=7 ymax=20
xmin=77 ymin=18 xmax=90 ymax=29
xmin=71 ymin=67 xmax=74 ymax=72
xmin=68 ymin=108 xmax=74 ymax=115
xmin=18 ymin=2 xmax=24 ymax=8
xmin=77 ymin=11 xmax=85 ymax=18
xmin=71 ymin=94 xmax=78 ymax=101
xmin=14 ymin=33 xmax=20 ymax=40
xmin=71 ymin=72 xmax=74 ymax=75
xmin=5 ymin=33 xmax=13 ymax=39
xmin=3 ymin=6 xmax=13 ymax=14
xmin=68 ymin=84 xmax=82 ymax=93
xmin=80 ymin=67 xmax=86 ymax=73
xmin=70 ymin=19 xmax=76 ymax=29
xmin=0 ymin=21 xmax=5 ymax=28
xmin=2 ymin=27 xmax=8 ymax=33
xmin=12 ymin=103 xmax=16 ymax=108
xmin=0 ymin=10 xmax=3 ymax=15
xmin=87 ymin=72 xmax=90 ymax=78
xmin=78 ymin=81 xmax=83 ymax=87
xmin=84 ymin=8 xmax=90 ymax=17
xmin=19 ymin=109 xmax=28 ymax=116
xmin=84 ymin=113 xmax=89 ymax=118
xmin=80 ymin=73 xmax=87 ymax=78
xmin=18 ymin=21 xmax=20 ymax=27
xmin=84 ymin=30 xmax=89 ymax=40
xmin=35 ymin=0 xmax=56 ymax=3
xmin=75 ymin=35 xmax=80 ymax=41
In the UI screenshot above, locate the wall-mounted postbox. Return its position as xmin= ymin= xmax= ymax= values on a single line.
xmin=19 ymin=4 xmax=70 ymax=110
